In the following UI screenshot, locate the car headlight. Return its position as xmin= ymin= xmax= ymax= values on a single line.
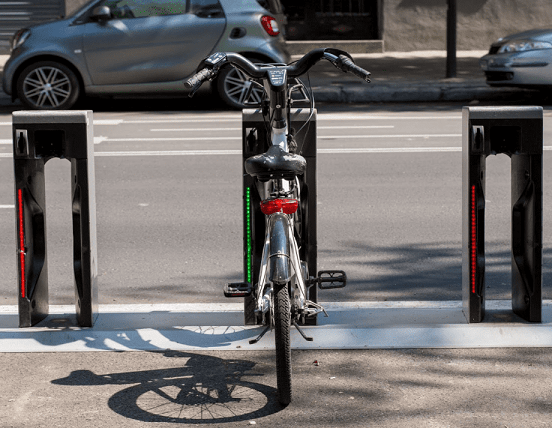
xmin=498 ymin=40 xmax=552 ymax=53
xmin=10 ymin=28 xmax=31 ymax=52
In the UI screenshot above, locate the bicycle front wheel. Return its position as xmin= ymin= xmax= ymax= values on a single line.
xmin=274 ymin=282 xmax=292 ymax=406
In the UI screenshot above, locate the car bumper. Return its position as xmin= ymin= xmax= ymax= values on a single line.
xmin=2 ymin=54 xmax=16 ymax=96
xmin=480 ymin=51 xmax=552 ymax=86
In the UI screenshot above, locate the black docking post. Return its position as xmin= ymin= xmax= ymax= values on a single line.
xmin=13 ymin=111 xmax=98 ymax=328
xmin=242 ymin=108 xmax=317 ymax=325
xmin=462 ymin=106 xmax=543 ymax=323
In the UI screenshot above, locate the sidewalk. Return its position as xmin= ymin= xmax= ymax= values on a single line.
xmin=0 ymin=51 xmax=539 ymax=106
xmin=304 ymin=50 xmax=535 ymax=103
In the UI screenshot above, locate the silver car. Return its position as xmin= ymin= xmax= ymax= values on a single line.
xmin=2 ymin=0 xmax=290 ymax=110
xmin=480 ymin=29 xmax=552 ymax=88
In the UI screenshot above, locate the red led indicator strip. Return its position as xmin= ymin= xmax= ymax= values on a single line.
xmin=470 ymin=185 xmax=477 ymax=294
xmin=17 ymin=189 xmax=25 ymax=298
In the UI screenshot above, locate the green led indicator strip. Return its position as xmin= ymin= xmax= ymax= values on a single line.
xmin=245 ymin=187 xmax=252 ymax=283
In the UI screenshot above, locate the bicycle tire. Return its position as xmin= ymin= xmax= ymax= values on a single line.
xmin=274 ymin=282 xmax=292 ymax=406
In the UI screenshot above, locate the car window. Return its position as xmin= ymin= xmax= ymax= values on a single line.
xmin=102 ymin=0 xmax=188 ymax=19
xmin=189 ymin=0 xmax=223 ymax=18
xmin=257 ymin=0 xmax=283 ymax=14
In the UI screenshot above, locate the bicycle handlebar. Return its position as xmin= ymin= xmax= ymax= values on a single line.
xmin=184 ymin=48 xmax=370 ymax=96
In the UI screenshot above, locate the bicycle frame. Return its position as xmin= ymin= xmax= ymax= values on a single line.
xmin=250 ymin=76 xmax=317 ymax=325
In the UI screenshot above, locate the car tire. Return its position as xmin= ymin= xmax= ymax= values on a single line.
xmin=216 ymin=63 xmax=265 ymax=110
xmin=17 ymin=61 xmax=81 ymax=110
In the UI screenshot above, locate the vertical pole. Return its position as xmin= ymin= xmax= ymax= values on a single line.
xmin=446 ymin=0 xmax=457 ymax=78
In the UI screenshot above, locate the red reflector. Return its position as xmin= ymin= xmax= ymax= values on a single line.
xmin=17 ymin=189 xmax=25 ymax=299
xmin=471 ymin=185 xmax=476 ymax=294
xmin=260 ymin=199 xmax=298 ymax=215
xmin=261 ymin=15 xmax=280 ymax=36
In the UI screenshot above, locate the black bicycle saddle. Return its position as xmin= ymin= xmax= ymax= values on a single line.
xmin=245 ymin=145 xmax=307 ymax=181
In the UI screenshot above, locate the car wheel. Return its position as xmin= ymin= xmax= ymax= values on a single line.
xmin=17 ymin=61 xmax=81 ymax=110
xmin=216 ymin=64 xmax=265 ymax=110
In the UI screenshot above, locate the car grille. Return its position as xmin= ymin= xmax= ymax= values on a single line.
xmin=485 ymin=71 xmax=514 ymax=81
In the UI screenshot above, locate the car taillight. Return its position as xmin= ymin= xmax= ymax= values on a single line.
xmin=261 ymin=15 xmax=280 ymax=36
xmin=260 ymin=198 xmax=298 ymax=215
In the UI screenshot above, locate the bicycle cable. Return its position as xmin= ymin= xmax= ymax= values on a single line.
xmin=295 ymin=72 xmax=316 ymax=156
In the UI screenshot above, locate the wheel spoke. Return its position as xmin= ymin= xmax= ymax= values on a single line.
xmin=225 ymin=76 xmax=247 ymax=86
xmin=36 ymin=68 xmax=50 ymax=84
xmin=23 ymin=77 xmax=43 ymax=89
xmin=24 ymin=86 xmax=44 ymax=98
xmin=35 ymin=91 xmax=48 ymax=107
xmin=227 ymin=86 xmax=246 ymax=97
xmin=251 ymin=88 xmax=264 ymax=103
xmin=47 ymin=91 xmax=60 ymax=107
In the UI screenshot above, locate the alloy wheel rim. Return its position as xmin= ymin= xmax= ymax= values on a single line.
xmin=23 ymin=66 xmax=72 ymax=108
xmin=224 ymin=68 xmax=264 ymax=106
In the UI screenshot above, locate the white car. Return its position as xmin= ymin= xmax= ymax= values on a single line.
xmin=480 ymin=28 xmax=552 ymax=88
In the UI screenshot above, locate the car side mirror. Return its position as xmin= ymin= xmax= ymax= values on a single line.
xmin=91 ymin=6 xmax=112 ymax=21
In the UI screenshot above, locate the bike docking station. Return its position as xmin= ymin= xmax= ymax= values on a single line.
xmin=462 ymin=106 xmax=543 ymax=323
xmin=12 ymin=111 xmax=98 ymax=328
xmin=239 ymin=108 xmax=318 ymax=326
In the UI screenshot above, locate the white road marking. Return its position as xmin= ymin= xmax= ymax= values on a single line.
xmin=150 ymin=125 xmax=396 ymax=132
xmin=1 ymin=146 xmax=551 ymax=158
xmin=319 ymin=134 xmax=461 ymax=139
xmin=0 ymin=205 xmax=14 ymax=209
xmin=0 ymin=114 xmax=463 ymax=127
xmin=11 ymin=134 xmax=454 ymax=143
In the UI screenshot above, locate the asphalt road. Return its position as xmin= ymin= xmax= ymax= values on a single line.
xmin=1 ymin=100 xmax=551 ymax=306
xmin=2 ymin=100 xmax=552 ymax=428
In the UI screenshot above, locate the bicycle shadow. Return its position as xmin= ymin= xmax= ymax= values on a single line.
xmin=52 ymin=350 xmax=281 ymax=424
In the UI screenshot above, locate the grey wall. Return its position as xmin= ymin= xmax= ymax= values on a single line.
xmin=383 ymin=0 xmax=552 ymax=51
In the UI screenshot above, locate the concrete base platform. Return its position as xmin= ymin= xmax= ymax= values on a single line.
xmin=1 ymin=301 xmax=551 ymax=352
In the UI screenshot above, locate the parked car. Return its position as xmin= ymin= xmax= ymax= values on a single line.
xmin=2 ymin=0 xmax=290 ymax=110
xmin=480 ymin=29 xmax=552 ymax=88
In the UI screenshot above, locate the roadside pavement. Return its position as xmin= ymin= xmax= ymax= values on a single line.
xmin=304 ymin=50 xmax=537 ymax=104
xmin=0 ymin=50 xmax=541 ymax=107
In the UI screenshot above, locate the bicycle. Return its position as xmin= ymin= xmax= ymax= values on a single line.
xmin=185 ymin=48 xmax=370 ymax=406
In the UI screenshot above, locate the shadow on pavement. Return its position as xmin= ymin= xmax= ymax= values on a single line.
xmin=320 ymin=241 xmax=552 ymax=302
xmin=52 ymin=350 xmax=281 ymax=424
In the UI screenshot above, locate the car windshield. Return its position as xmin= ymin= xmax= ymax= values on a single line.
xmin=65 ymin=0 xmax=100 ymax=19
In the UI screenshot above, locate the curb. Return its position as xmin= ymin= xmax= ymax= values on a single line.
xmin=311 ymin=82 xmax=536 ymax=104
xmin=3 ymin=301 xmax=552 ymax=352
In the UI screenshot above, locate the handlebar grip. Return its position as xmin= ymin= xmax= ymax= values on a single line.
xmin=338 ymin=55 xmax=371 ymax=82
xmin=184 ymin=68 xmax=215 ymax=89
